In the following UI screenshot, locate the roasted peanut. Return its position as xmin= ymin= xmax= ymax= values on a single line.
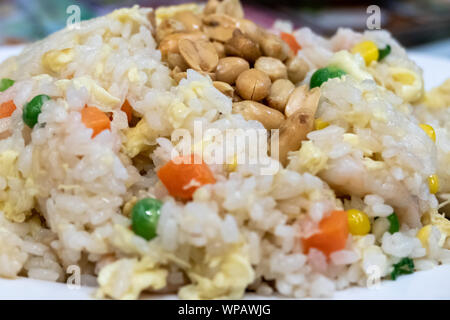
xmin=236 ymin=18 xmax=264 ymax=43
xmin=159 ymin=32 xmax=208 ymax=59
xmin=254 ymin=56 xmax=287 ymax=81
xmin=260 ymin=33 xmax=292 ymax=62
xmin=173 ymin=71 xmax=187 ymax=84
xmin=215 ymin=57 xmax=250 ymax=84
xmin=232 ymin=100 xmax=285 ymax=129
xmin=216 ymin=0 xmax=244 ymax=19
xmin=225 ymin=29 xmax=261 ymax=63
xmin=172 ymin=11 xmax=202 ymax=32
xmin=286 ymin=56 xmax=309 ymax=84
xmin=213 ymin=81 xmax=234 ymax=98
xmin=178 ymin=38 xmax=219 ymax=72
xmin=236 ymin=69 xmax=271 ymax=101
xmin=202 ymin=14 xmax=238 ymax=42
xmin=266 ymin=79 xmax=295 ymax=112
xmin=147 ymin=11 xmax=157 ymax=38
xmin=213 ymin=41 xmax=226 ymax=58
xmin=204 ymin=0 xmax=220 ymax=15
xmin=166 ymin=52 xmax=189 ymax=71
xmin=156 ymin=18 xmax=185 ymax=42
xmin=232 ymin=94 xmax=243 ymax=102
xmin=284 ymin=85 xmax=321 ymax=117
xmin=271 ymin=88 xmax=320 ymax=165
xmin=273 ymin=110 xmax=314 ymax=166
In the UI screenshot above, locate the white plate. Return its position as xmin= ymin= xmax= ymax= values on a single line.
xmin=0 ymin=47 xmax=449 ymax=300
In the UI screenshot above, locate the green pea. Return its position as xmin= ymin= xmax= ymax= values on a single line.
xmin=131 ymin=198 xmax=163 ymax=241
xmin=378 ymin=45 xmax=391 ymax=61
xmin=0 ymin=78 xmax=15 ymax=92
xmin=23 ymin=94 xmax=51 ymax=128
xmin=387 ymin=212 xmax=400 ymax=234
xmin=310 ymin=66 xmax=346 ymax=89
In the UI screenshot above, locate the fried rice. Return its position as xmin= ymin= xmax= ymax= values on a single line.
xmin=0 ymin=2 xmax=449 ymax=299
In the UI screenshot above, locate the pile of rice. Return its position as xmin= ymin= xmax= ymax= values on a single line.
xmin=0 ymin=4 xmax=449 ymax=299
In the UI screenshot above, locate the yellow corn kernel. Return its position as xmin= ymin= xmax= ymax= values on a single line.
xmin=347 ymin=209 xmax=371 ymax=236
xmin=351 ymin=40 xmax=379 ymax=65
xmin=417 ymin=225 xmax=432 ymax=249
xmin=225 ymin=155 xmax=238 ymax=172
xmin=314 ymin=118 xmax=329 ymax=130
xmin=419 ymin=124 xmax=436 ymax=142
xmin=428 ymin=174 xmax=440 ymax=194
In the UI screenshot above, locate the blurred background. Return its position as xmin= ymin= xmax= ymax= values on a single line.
xmin=0 ymin=0 xmax=449 ymax=58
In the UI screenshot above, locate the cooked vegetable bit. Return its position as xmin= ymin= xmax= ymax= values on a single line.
xmin=419 ymin=124 xmax=436 ymax=142
xmin=0 ymin=100 xmax=16 ymax=119
xmin=157 ymin=154 xmax=216 ymax=200
xmin=390 ymin=257 xmax=414 ymax=280
xmin=302 ymin=210 xmax=349 ymax=257
xmin=131 ymin=198 xmax=163 ymax=240
xmin=428 ymin=174 xmax=440 ymax=194
xmin=0 ymin=78 xmax=15 ymax=92
xmin=387 ymin=212 xmax=400 ymax=234
xmin=347 ymin=209 xmax=371 ymax=236
xmin=351 ymin=40 xmax=379 ymax=65
xmin=121 ymin=100 xmax=133 ymax=123
xmin=23 ymin=94 xmax=51 ymax=128
xmin=416 ymin=225 xmax=432 ymax=249
xmin=378 ymin=45 xmax=391 ymax=61
xmin=81 ymin=106 xmax=111 ymax=138
xmin=310 ymin=66 xmax=346 ymax=89
xmin=314 ymin=118 xmax=329 ymax=130
xmin=280 ymin=32 xmax=301 ymax=54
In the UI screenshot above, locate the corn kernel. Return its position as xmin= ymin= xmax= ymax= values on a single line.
xmin=347 ymin=209 xmax=371 ymax=236
xmin=314 ymin=118 xmax=329 ymax=130
xmin=351 ymin=40 xmax=379 ymax=65
xmin=417 ymin=225 xmax=432 ymax=249
xmin=428 ymin=174 xmax=440 ymax=194
xmin=225 ymin=155 xmax=238 ymax=172
xmin=419 ymin=124 xmax=436 ymax=142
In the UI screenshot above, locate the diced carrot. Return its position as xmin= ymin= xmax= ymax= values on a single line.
xmin=0 ymin=100 xmax=16 ymax=119
xmin=81 ymin=106 xmax=111 ymax=138
xmin=157 ymin=154 xmax=216 ymax=200
xmin=280 ymin=32 xmax=302 ymax=54
xmin=301 ymin=210 xmax=349 ymax=257
xmin=121 ymin=100 xmax=133 ymax=123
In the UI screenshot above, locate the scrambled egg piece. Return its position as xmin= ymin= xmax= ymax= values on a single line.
xmin=422 ymin=79 xmax=450 ymax=108
xmin=343 ymin=133 xmax=374 ymax=156
xmin=363 ymin=157 xmax=385 ymax=171
xmin=287 ymin=141 xmax=328 ymax=175
xmin=155 ymin=3 xmax=202 ymax=24
xmin=329 ymin=50 xmax=373 ymax=82
xmin=168 ymin=100 xmax=192 ymax=128
xmin=0 ymin=150 xmax=37 ymax=223
xmin=421 ymin=209 xmax=450 ymax=248
xmin=55 ymin=77 xmax=121 ymax=109
xmin=388 ymin=67 xmax=424 ymax=103
xmin=110 ymin=224 xmax=148 ymax=256
xmin=111 ymin=6 xmax=154 ymax=27
xmin=178 ymin=244 xmax=254 ymax=300
xmin=42 ymin=48 xmax=74 ymax=74
xmin=97 ymin=256 xmax=168 ymax=300
xmin=122 ymin=119 xmax=155 ymax=158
